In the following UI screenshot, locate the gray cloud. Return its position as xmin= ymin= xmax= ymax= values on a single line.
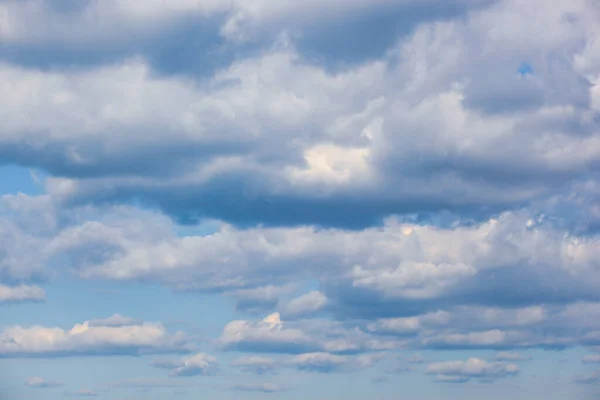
xmin=0 ymin=0 xmax=597 ymax=231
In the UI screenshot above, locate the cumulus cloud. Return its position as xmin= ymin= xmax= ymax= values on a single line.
xmin=426 ymin=358 xmax=519 ymax=383
xmin=0 ymin=315 xmax=191 ymax=357
xmin=25 ymin=376 xmax=64 ymax=388
xmin=0 ymin=284 xmax=45 ymax=303
xmin=50 ymin=207 xmax=600 ymax=315
xmin=152 ymin=353 xmax=219 ymax=377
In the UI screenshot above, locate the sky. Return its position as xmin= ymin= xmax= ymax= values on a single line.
xmin=1 ymin=0 xmax=600 ymax=399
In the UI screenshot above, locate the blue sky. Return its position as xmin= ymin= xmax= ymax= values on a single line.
xmin=1 ymin=0 xmax=600 ymax=399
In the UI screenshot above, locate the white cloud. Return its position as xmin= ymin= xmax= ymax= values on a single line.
xmin=25 ymin=376 xmax=64 ymax=388
xmin=0 ymin=315 xmax=191 ymax=357
xmin=220 ymin=313 xmax=316 ymax=353
xmin=230 ymin=356 xmax=278 ymax=375
xmin=288 ymin=352 xmax=384 ymax=373
xmin=64 ymin=388 xmax=98 ymax=397
xmin=220 ymin=313 xmax=399 ymax=355
xmin=282 ymin=291 xmax=329 ymax=317
xmin=494 ymin=352 xmax=532 ymax=362
xmin=232 ymin=382 xmax=285 ymax=393
xmin=152 ymin=353 xmax=219 ymax=377
xmin=426 ymin=358 xmax=519 ymax=382
xmin=574 ymin=370 xmax=600 ymax=384
xmin=367 ymin=311 xmax=451 ymax=335
xmin=0 ymin=284 xmax=45 ymax=303
xmin=582 ymin=354 xmax=600 ymax=364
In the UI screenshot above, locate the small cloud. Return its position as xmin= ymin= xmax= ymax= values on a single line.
xmin=371 ymin=376 xmax=389 ymax=383
xmin=64 ymin=388 xmax=98 ymax=397
xmin=281 ymin=291 xmax=328 ymax=318
xmin=88 ymin=314 xmax=142 ymax=327
xmin=582 ymin=354 xmax=600 ymax=364
xmin=494 ymin=352 xmax=532 ymax=362
xmin=230 ymin=356 xmax=278 ymax=375
xmin=152 ymin=353 xmax=219 ymax=377
xmin=426 ymin=358 xmax=519 ymax=383
xmin=435 ymin=375 xmax=470 ymax=383
xmin=0 ymin=284 xmax=45 ymax=303
xmin=25 ymin=376 xmax=64 ymax=389
xmin=232 ymin=383 xmax=285 ymax=393
xmin=110 ymin=377 xmax=193 ymax=389
xmin=574 ymin=370 xmax=600 ymax=384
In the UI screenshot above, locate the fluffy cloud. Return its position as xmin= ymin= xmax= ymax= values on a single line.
xmin=152 ymin=353 xmax=219 ymax=377
xmin=426 ymin=358 xmax=519 ymax=382
xmin=49 ymin=206 xmax=600 ymax=314
xmin=0 ymin=284 xmax=45 ymax=303
xmin=25 ymin=376 xmax=64 ymax=389
xmin=0 ymin=315 xmax=192 ymax=357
